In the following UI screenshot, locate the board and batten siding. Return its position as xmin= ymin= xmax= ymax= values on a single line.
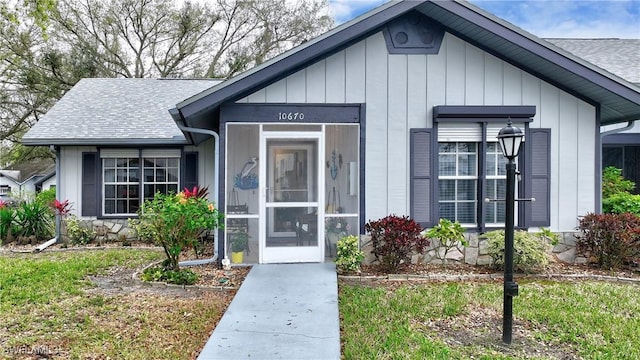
xmin=59 ymin=146 xmax=95 ymax=218
xmin=237 ymin=31 xmax=596 ymax=232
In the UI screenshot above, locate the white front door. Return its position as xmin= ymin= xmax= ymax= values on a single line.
xmin=259 ymin=131 xmax=324 ymax=263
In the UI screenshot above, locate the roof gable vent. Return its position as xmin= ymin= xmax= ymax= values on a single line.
xmin=383 ymin=11 xmax=445 ymax=54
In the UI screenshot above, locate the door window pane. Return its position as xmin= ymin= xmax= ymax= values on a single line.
xmin=226 ymin=124 xmax=260 ymax=215
xmin=324 ymin=125 xmax=360 ymax=215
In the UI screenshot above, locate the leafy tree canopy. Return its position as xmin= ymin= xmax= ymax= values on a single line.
xmin=0 ymin=0 xmax=333 ymax=165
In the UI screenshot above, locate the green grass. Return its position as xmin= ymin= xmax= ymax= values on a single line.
xmin=340 ymin=280 xmax=640 ymax=360
xmin=0 ymin=249 xmax=234 ymax=359
xmin=0 ymin=250 xmax=161 ymax=310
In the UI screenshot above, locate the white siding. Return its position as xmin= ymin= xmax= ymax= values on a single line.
xmin=364 ymin=33 xmax=389 ymax=220
xmin=41 ymin=176 xmax=56 ymax=191
xmin=576 ymin=101 xmax=597 ymax=218
xmin=59 ymin=146 xmax=94 ymax=218
xmin=345 ymin=41 xmax=366 ymax=103
xmin=240 ymin=31 xmax=597 ymax=232
xmin=387 ymin=54 xmax=408 ymax=214
xmin=465 ymin=45 xmax=484 ymax=105
xmin=326 ymin=51 xmax=346 ymax=103
xmin=446 ymin=36 xmax=466 ymax=105
xmin=557 ymin=92 xmax=580 ymax=229
xmin=306 ymin=61 xmax=326 ymax=103
xmin=185 ymin=137 xmax=216 ymax=203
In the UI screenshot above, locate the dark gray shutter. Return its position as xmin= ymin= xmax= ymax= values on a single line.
xmin=183 ymin=152 xmax=199 ymax=191
xmin=410 ymin=129 xmax=435 ymax=227
xmin=82 ymin=152 xmax=98 ymax=216
xmin=527 ymin=128 xmax=551 ymax=227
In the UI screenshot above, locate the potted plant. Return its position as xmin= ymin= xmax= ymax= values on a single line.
xmin=230 ymin=229 xmax=249 ymax=263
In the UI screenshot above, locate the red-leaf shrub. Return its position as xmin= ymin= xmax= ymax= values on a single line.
xmin=576 ymin=213 xmax=640 ymax=269
xmin=365 ymin=215 xmax=429 ymax=272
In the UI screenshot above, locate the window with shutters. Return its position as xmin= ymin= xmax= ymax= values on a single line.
xmin=411 ymin=105 xmax=548 ymax=230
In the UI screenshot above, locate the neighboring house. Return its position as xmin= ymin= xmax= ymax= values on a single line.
xmin=33 ymin=170 xmax=56 ymax=192
xmin=0 ymin=157 xmax=56 ymax=199
xmin=547 ymin=38 xmax=640 ymax=192
xmin=23 ymin=0 xmax=640 ymax=265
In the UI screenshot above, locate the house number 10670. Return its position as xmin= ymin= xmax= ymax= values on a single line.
xmin=278 ymin=112 xmax=305 ymax=121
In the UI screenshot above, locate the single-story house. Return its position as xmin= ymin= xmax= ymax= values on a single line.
xmin=0 ymin=158 xmax=56 ymax=199
xmin=23 ymin=0 xmax=640 ymax=264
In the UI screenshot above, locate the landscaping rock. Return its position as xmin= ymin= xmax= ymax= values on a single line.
xmin=477 ymin=255 xmax=492 ymax=266
xmin=553 ymin=244 xmax=570 ymax=253
xmin=468 ymin=235 xmax=479 ymax=248
xmin=557 ymin=247 xmax=577 ymax=263
xmin=478 ymin=240 xmax=489 ymax=255
xmin=111 ymin=223 xmax=123 ymax=234
xmin=465 ymin=247 xmax=479 ymax=265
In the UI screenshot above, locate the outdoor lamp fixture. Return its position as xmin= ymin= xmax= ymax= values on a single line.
xmin=497 ymin=120 xmax=524 ymax=345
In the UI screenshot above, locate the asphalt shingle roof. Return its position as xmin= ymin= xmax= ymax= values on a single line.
xmin=547 ymin=38 xmax=640 ymax=85
xmin=22 ymin=78 xmax=220 ymax=145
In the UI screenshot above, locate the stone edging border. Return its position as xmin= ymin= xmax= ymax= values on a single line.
xmin=338 ymin=273 xmax=640 ymax=284
xmin=2 ymin=245 xmax=165 ymax=254
xmin=132 ymin=260 xmax=239 ymax=292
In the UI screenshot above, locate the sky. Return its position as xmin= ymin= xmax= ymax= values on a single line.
xmin=327 ymin=0 xmax=640 ymax=39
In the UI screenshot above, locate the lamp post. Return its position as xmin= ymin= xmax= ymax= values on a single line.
xmin=497 ymin=120 xmax=524 ymax=345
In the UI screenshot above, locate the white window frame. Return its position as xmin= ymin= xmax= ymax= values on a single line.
xmin=101 ymin=149 xmax=181 ymax=216
xmin=102 ymin=156 xmax=140 ymax=216
xmin=484 ymin=142 xmax=508 ymax=227
xmin=142 ymin=157 xmax=180 ymax=202
xmin=438 ymin=142 xmax=478 ymax=226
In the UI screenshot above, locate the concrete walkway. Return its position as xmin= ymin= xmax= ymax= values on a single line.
xmin=197 ymin=263 xmax=340 ymax=360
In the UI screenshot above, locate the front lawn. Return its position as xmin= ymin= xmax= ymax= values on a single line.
xmin=0 ymin=249 xmax=234 ymax=359
xmin=340 ymin=280 xmax=640 ymax=359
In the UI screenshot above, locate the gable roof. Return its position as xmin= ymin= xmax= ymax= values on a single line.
xmin=23 ymin=78 xmax=220 ymax=146
xmin=173 ymin=0 xmax=640 ymax=130
xmin=0 ymin=157 xmax=55 ymax=183
xmin=546 ymin=39 xmax=640 ymax=85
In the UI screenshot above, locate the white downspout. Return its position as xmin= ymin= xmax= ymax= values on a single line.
xmin=176 ymin=123 xmax=222 ymax=267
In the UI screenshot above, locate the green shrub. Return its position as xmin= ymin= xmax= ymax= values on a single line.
xmin=35 ymin=188 xmax=56 ymax=207
xmin=602 ymin=166 xmax=635 ymax=198
xmin=0 ymin=204 xmax=16 ymax=244
xmin=135 ymin=187 xmax=223 ymax=271
xmin=128 ymin=218 xmax=157 ymax=243
xmin=65 ymin=216 xmax=96 ymax=245
xmin=141 ymin=266 xmax=198 ymax=285
xmin=424 ymin=218 xmax=468 ymax=267
xmin=14 ymin=200 xmax=54 ymax=241
xmin=483 ymin=229 xmax=554 ymax=273
xmin=335 ymin=235 xmax=364 ymax=273
xmin=602 ymin=192 xmax=640 ymax=215
xmin=365 ymin=215 xmax=429 ymax=272
xmin=576 ymin=213 xmax=640 ymax=269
